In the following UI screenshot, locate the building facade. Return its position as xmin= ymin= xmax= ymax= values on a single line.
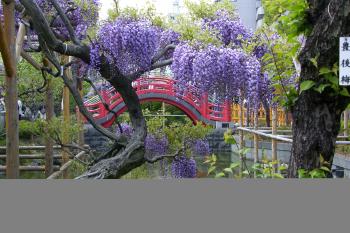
xmin=231 ymin=0 xmax=264 ymax=31
xmin=214 ymin=0 xmax=265 ymax=31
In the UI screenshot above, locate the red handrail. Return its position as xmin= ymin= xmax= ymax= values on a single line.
xmin=83 ymin=76 xmax=232 ymax=125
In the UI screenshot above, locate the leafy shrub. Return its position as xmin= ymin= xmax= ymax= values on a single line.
xmin=18 ymin=120 xmax=41 ymax=139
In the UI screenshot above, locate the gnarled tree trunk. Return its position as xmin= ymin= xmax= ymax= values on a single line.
xmin=289 ymin=0 xmax=350 ymax=177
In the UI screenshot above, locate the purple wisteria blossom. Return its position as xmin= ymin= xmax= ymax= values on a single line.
xmin=192 ymin=139 xmax=211 ymax=157
xmin=171 ymin=155 xmax=197 ymax=178
xmin=145 ymin=133 xmax=169 ymax=156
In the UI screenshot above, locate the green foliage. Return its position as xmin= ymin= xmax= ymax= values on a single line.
xmin=204 ymin=132 xmax=332 ymax=179
xmin=18 ymin=120 xmax=42 ymax=139
xmin=253 ymin=26 xmax=299 ymax=109
xmin=184 ymin=0 xmax=236 ymax=20
xmin=168 ymin=14 xmax=221 ymax=46
xmin=147 ymin=117 xmax=213 ymax=154
xmin=122 ymin=164 xmax=151 ymax=179
xmin=300 ymin=80 xmax=316 ymax=93
xmin=299 ymin=63 xmax=350 ymax=99
xmin=167 ymin=0 xmax=238 ymax=46
xmin=262 ymin=0 xmax=310 ymax=40
xmin=108 ymin=2 xmax=165 ymax=27
xmin=35 ymin=116 xmax=82 ymax=144
xmin=67 ymin=160 xmax=88 ymax=179
xmin=15 ymin=54 xmax=64 ymax=111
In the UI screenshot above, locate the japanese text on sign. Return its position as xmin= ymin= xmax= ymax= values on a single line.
xmin=340 ymin=37 xmax=350 ymax=86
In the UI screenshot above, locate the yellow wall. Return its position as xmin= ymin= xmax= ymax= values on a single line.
xmin=231 ymin=104 xmax=290 ymax=127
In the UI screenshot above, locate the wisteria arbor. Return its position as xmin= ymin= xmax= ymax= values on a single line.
xmin=8 ymin=0 xmax=266 ymax=179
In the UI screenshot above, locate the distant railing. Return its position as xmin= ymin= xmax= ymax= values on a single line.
xmin=236 ymin=127 xmax=350 ymax=174
xmin=0 ymin=145 xmax=88 ymax=177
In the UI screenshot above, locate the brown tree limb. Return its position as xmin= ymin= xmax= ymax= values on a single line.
xmin=48 ymin=0 xmax=81 ymax=45
xmin=18 ymin=0 xmax=90 ymax=62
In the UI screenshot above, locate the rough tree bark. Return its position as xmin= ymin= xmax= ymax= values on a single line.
xmin=289 ymin=0 xmax=350 ymax=177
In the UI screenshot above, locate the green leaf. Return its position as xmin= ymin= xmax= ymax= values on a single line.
xmin=239 ymin=148 xmax=250 ymax=155
xmin=203 ymin=159 xmax=212 ymax=164
xmin=224 ymin=133 xmax=237 ymax=145
xmin=300 ymin=80 xmax=316 ymax=93
xmin=273 ymin=173 xmax=285 ymax=179
xmin=208 ymin=166 xmax=216 ymax=175
xmin=223 ymin=168 xmax=233 ymax=174
xmin=340 ymin=88 xmax=350 ymax=97
xmin=314 ymin=84 xmax=330 ymax=93
xmin=319 ymin=67 xmax=332 ymax=75
xmin=242 ymin=170 xmax=250 ymax=175
xmin=298 ymin=169 xmax=310 ymax=179
xmin=230 ymin=162 xmax=240 ymax=169
xmin=211 ymin=154 xmax=217 ymax=163
xmin=309 ymin=58 xmax=318 ymax=68
xmin=278 ymin=165 xmax=287 ymax=171
xmin=320 ymin=166 xmax=331 ymax=173
xmin=326 ymin=75 xmax=338 ymax=86
xmin=215 ymin=172 xmax=225 ymax=178
xmin=310 ymin=169 xmax=326 ymax=178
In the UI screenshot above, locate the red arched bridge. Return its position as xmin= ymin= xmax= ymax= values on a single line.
xmin=83 ymin=76 xmax=233 ymax=128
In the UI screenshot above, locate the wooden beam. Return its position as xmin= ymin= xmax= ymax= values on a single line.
xmin=0 ymin=154 xmax=73 ymax=159
xmin=77 ymin=81 xmax=85 ymax=146
xmin=2 ymin=0 xmax=19 ymax=179
xmin=0 ymin=166 xmax=60 ymax=172
xmin=43 ymin=58 xmax=55 ymax=177
xmin=0 ymin=10 xmax=15 ymax=77
xmin=271 ymin=106 xmax=278 ymax=172
xmin=239 ymin=100 xmax=245 ymax=177
xmin=253 ymin=109 xmax=259 ymax=178
xmin=61 ymin=55 xmax=71 ymax=179
xmin=0 ymin=145 xmax=62 ymax=150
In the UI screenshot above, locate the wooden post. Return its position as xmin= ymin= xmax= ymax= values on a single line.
xmin=162 ymin=101 xmax=166 ymax=128
xmin=77 ymin=87 xmax=85 ymax=146
xmin=43 ymin=58 xmax=54 ymax=177
xmin=253 ymin=108 xmax=259 ymax=178
xmin=239 ymin=100 xmax=245 ymax=177
xmin=245 ymin=103 xmax=250 ymax=127
xmin=1 ymin=1 xmax=19 ymax=178
xmin=271 ymin=106 xmax=278 ymax=172
xmin=62 ymin=56 xmax=71 ymax=179
xmin=344 ymin=110 xmax=349 ymax=137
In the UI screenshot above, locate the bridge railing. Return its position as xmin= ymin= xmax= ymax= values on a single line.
xmin=83 ymin=76 xmax=233 ymax=124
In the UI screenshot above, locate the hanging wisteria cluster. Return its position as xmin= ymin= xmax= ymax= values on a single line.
xmin=89 ymin=17 xmax=180 ymax=75
xmin=115 ymin=123 xmax=134 ymax=139
xmin=145 ymin=133 xmax=169 ymax=156
xmin=171 ymin=155 xmax=197 ymax=178
xmin=192 ymin=139 xmax=211 ymax=157
xmin=203 ymin=9 xmax=252 ymax=46
xmin=32 ymin=0 xmax=100 ymax=41
xmin=170 ymin=9 xmax=264 ymax=106
xmin=171 ymin=43 xmax=261 ymax=102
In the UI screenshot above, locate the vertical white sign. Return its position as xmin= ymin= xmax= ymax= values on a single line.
xmin=340 ymin=37 xmax=350 ymax=86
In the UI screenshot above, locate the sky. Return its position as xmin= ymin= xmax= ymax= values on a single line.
xmin=99 ymin=0 xmax=180 ymax=20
